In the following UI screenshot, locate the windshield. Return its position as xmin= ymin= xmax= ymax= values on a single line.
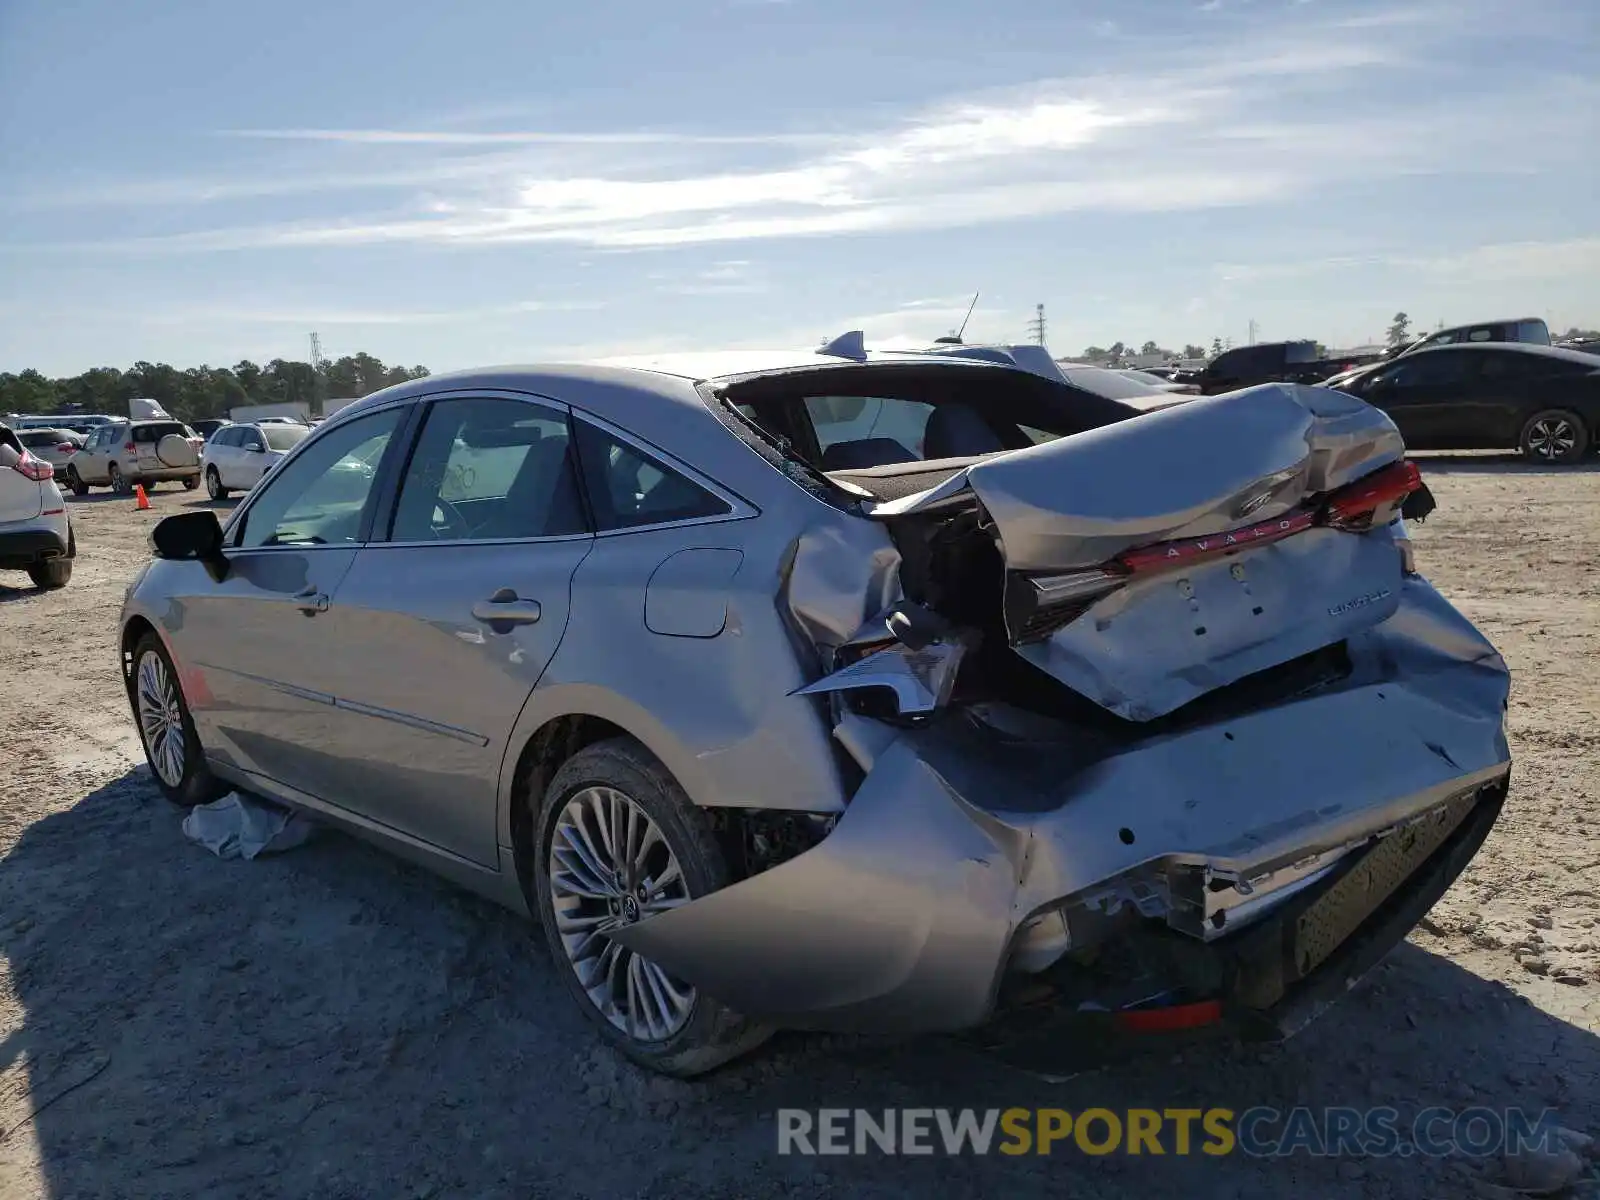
xmin=262 ymin=425 xmax=310 ymax=451
xmin=1059 ymin=366 xmax=1171 ymax=406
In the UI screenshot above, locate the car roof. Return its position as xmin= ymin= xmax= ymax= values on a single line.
xmin=1400 ymin=342 xmax=1598 ymax=367
xmin=334 ymin=346 xmax=1052 ymax=419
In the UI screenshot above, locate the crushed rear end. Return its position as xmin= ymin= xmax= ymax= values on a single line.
xmin=613 ymin=383 xmax=1510 ymax=1050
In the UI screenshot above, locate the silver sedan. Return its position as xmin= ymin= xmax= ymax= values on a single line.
xmin=120 ymin=342 xmax=1510 ymax=1076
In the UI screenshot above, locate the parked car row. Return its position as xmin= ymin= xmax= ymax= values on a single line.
xmin=1089 ymin=318 xmax=1596 ymax=465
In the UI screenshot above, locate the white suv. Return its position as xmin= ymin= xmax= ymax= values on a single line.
xmin=64 ymin=419 xmax=203 ymax=495
xmin=0 ymin=423 xmax=73 ymax=589
xmin=201 ymin=421 xmax=310 ymax=499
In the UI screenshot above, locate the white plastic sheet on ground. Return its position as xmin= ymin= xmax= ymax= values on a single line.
xmin=181 ymin=791 xmax=317 ymax=860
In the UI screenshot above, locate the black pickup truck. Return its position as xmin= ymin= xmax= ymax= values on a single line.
xmin=1178 ymin=341 xmax=1379 ymax=395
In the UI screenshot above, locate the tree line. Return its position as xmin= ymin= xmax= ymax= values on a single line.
xmin=1080 ymin=340 xmax=1214 ymax=363
xmin=0 ymin=353 xmax=431 ymax=424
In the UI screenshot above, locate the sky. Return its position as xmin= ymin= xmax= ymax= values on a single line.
xmin=1 ymin=0 xmax=1595 ymax=376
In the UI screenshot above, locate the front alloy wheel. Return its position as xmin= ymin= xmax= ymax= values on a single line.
xmin=128 ymin=633 xmax=225 ymax=807
xmin=548 ymin=786 xmax=695 ymax=1041
xmin=136 ymin=650 xmax=187 ymax=787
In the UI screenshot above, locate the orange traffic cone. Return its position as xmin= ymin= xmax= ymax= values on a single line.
xmin=135 ymin=484 xmax=151 ymax=511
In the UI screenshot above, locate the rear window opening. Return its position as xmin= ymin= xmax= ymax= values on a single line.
xmin=714 ymin=362 xmax=1143 ymax=501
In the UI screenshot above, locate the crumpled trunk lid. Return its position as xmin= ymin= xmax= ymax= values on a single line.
xmin=871 ymin=384 xmax=1415 ymax=720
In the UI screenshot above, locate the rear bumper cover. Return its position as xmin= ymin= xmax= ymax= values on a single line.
xmin=129 ymin=467 xmax=200 ymax=481
xmin=613 ymin=577 xmax=1510 ymax=1036
xmin=0 ymin=525 xmax=70 ymax=569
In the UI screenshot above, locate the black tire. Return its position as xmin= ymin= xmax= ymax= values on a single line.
xmin=66 ymin=466 xmax=89 ymax=497
xmin=1519 ymin=409 xmax=1589 ymax=464
xmin=127 ymin=632 xmax=227 ymax=808
xmin=206 ymin=467 xmax=229 ymax=501
xmin=182 ymin=475 xmax=199 ymax=490
xmin=108 ymin=463 xmax=129 ymax=495
xmin=530 ymin=737 xmax=771 ymax=1077
xmin=28 ymin=559 xmax=70 ymax=589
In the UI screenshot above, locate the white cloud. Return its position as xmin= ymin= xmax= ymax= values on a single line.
xmin=14 ymin=3 xmax=1591 ymax=257
xmin=1216 ymin=237 xmax=1600 ymax=285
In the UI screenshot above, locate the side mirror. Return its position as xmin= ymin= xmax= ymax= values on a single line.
xmin=151 ymin=510 xmax=229 ymax=579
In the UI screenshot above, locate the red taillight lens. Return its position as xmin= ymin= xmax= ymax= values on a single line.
xmin=57 ymin=442 xmax=76 ymax=453
xmin=12 ymin=452 xmax=54 ymax=481
xmin=124 ymin=442 xmax=136 ymax=452
xmin=1325 ymin=459 xmax=1422 ymax=527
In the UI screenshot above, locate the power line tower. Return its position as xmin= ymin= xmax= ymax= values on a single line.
xmin=309 ymin=332 xmax=324 ymax=371
xmin=1027 ymin=304 xmax=1047 ymax=347
xmin=1247 ymin=318 xmax=1259 ymax=345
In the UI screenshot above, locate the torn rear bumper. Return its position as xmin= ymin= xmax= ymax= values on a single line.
xmin=612 ymin=579 xmax=1510 ymax=1038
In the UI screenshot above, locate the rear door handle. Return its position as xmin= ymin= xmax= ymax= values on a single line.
xmin=292 ymin=587 xmax=330 ymax=615
xmin=472 ymin=589 xmax=542 ymax=629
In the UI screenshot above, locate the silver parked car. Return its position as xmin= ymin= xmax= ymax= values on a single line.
xmin=120 ymin=342 xmax=1510 ymax=1076
xmin=15 ymin=427 xmax=85 ymax=475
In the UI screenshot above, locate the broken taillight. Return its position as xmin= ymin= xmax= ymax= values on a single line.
xmin=11 ymin=452 xmax=54 ymax=481
xmin=1011 ymin=459 xmax=1425 ymax=641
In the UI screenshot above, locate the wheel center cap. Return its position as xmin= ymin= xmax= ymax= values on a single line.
xmin=620 ymin=896 xmax=640 ymax=923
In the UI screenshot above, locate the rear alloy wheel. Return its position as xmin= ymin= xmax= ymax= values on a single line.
xmin=66 ymin=466 xmax=88 ymax=497
xmin=129 ymin=633 xmax=226 ymax=807
xmin=182 ymin=475 xmax=199 ymax=490
xmin=206 ymin=467 xmax=228 ymax=500
xmin=28 ymin=558 xmax=71 ymax=589
xmin=109 ymin=463 xmax=129 ymax=494
xmin=1520 ymin=409 xmax=1589 ymax=464
xmin=532 ymin=738 xmax=770 ymax=1076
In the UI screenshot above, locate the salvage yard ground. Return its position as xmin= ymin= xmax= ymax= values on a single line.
xmin=2 ymin=457 xmax=1597 ymax=1200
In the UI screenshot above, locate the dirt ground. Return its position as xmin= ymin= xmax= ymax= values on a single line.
xmin=1 ymin=458 xmax=1596 ymax=1200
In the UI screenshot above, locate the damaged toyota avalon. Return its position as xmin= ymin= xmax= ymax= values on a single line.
xmin=120 ymin=338 xmax=1509 ymax=1077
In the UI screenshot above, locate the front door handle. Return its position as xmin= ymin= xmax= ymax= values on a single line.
xmin=472 ymin=588 xmax=542 ymax=630
xmin=292 ymin=587 xmax=330 ymax=615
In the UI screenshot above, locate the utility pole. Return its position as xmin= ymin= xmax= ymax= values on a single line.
xmin=1247 ymin=318 xmax=1258 ymax=345
xmin=1027 ymin=304 xmax=1047 ymax=347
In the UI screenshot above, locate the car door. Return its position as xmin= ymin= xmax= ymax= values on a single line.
xmin=236 ymin=426 xmax=272 ymax=487
xmin=1358 ymin=350 xmax=1473 ymax=448
xmin=171 ymin=404 xmax=412 ymax=803
xmin=206 ymin=426 xmax=236 ymax=485
xmin=1460 ymin=349 xmax=1539 ymax=445
xmin=320 ymin=392 xmax=595 ymax=865
xmin=77 ymin=426 xmax=111 ymax=482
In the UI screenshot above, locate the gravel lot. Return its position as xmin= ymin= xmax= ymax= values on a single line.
xmin=2 ymin=459 xmax=1597 ymax=1200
